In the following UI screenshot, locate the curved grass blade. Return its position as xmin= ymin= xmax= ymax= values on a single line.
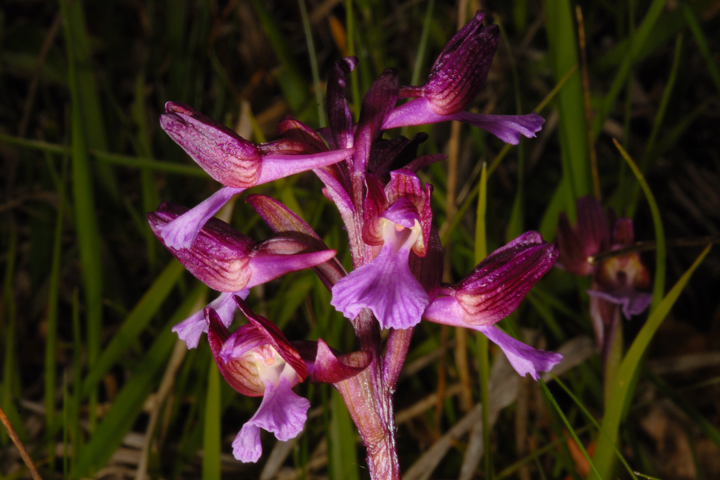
xmin=81 ymin=260 xmax=185 ymax=397
xmin=588 ymin=243 xmax=712 ymax=480
xmin=76 ymin=284 xmax=207 ymax=477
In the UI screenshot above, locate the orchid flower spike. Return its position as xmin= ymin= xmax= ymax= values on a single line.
xmin=423 ymin=232 xmax=562 ymax=379
xmin=155 ymin=102 xmax=355 ymax=250
xmin=207 ymin=298 xmax=371 ymax=462
xmin=331 ymin=170 xmax=433 ymax=330
xmin=556 ymin=196 xmax=652 ymax=350
xmin=381 ymin=11 xmax=544 ymax=145
xmin=148 ymin=202 xmax=337 ymax=348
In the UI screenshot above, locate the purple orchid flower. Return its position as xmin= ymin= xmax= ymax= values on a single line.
xmin=148 ymin=202 xmax=337 ymax=348
xmin=556 ymin=196 xmax=652 ymax=349
xmin=381 ymin=11 xmax=544 ymax=145
xmin=155 ymin=102 xmax=355 ymax=250
xmin=331 ymin=169 xmax=432 ymax=330
xmin=207 ymin=298 xmax=370 ymax=462
xmin=422 ymin=232 xmax=562 ymax=379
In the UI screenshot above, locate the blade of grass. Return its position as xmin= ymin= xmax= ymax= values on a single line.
xmin=61 ymin=0 xmax=118 ymax=202
xmin=44 ymin=152 xmax=69 ymax=460
xmin=131 ymin=72 xmax=159 ymax=267
xmin=251 ymin=0 xmax=309 ymax=112
xmin=591 ymin=0 xmax=666 ymax=139
xmin=544 ymin=0 xmax=591 ymax=201
xmin=60 ymin=0 xmax=105 ymax=430
xmin=551 ymin=373 xmax=638 ymax=479
xmin=70 ymin=289 xmax=82 ymax=477
xmin=539 ymin=379 xmax=603 ymax=480
xmin=588 ymin=243 xmax=711 ymax=480
xmin=81 ymin=260 xmax=185 ymax=397
xmin=2 ymin=227 xmax=26 ymax=444
xmin=329 ymin=388 xmax=360 ymax=480
xmin=298 ymin=0 xmax=327 ymax=127
xmin=613 ymin=140 xmax=665 ymax=311
xmin=203 ymin=359 xmax=221 ymax=480
xmin=76 ymin=283 xmax=206 ymax=477
xmin=474 ymin=162 xmax=491 ymax=479
xmin=681 ymin=3 xmax=720 ymax=95
xmin=0 ymin=134 xmax=206 ymax=177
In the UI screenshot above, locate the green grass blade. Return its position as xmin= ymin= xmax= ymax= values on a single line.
xmin=202 ymin=360 xmax=221 ymax=480
xmin=45 ymin=153 xmax=69 ymax=454
xmin=681 ymin=3 xmax=720 ymax=95
xmin=539 ymin=379 xmax=603 ymax=480
xmin=588 ymin=244 xmax=712 ymax=480
xmin=61 ymin=0 xmax=118 ymax=202
xmin=551 ymin=373 xmax=638 ymax=480
xmin=251 ymin=0 xmax=309 ymax=112
xmin=76 ymin=284 xmax=206 ymax=476
xmin=59 ymin=0 xmax=105 ymax=430
xmin=329 ymin=388 xmax=360 ymax=480
xmin=2 ymin=227 xmax=26 ymax=444
xmin=298 ymin=0 xmax=327 ymax=127
xmin=81 ymin=260 xmax=185 ymax=397
xmin=0 ymin=134 xmax=206 ymax=177
xmin=613 ymin=140 xmax=665 ymax=311
xmin=591 ymin=0 xmax=666 ymax=139
xmin=474 ymin=163 xmax=488 ymax=262
xmin=544 ymin=0 xmax=591 ymax=201
xmin=131 ymin=72 xmax=159 ymax=266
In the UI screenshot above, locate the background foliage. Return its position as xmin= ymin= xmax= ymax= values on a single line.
xmin=1 ymin=0 xmax=719 ymax=478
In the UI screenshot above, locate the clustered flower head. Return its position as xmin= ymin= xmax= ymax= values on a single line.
xmin=557 ymin=196 xmax=652 ymax=352
xmin=150 ymin=11 xmax=562 ymax=468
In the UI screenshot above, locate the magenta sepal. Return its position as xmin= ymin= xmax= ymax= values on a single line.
xmin=587 ymin=287 xmax=653 ymax=320
xmin=382 ymin=97 xmax=544 ymax=145
xmin=479 ymin=325 xmax=563 ymax=380
xmin=422 ymin=297 xmax=562 ymax=379
xmin=293 ymin=339 xmax=372 ymax=384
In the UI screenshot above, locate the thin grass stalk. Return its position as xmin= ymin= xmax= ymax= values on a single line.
xmin=0 ymin=404 xmax=42 ymax=479
xmin=681 ymin=3 xmax=720 ymax=96
xmin=202 ymin=361 xmax=221 ymax=480
xmin=45 ymin=153 xmax=69 ymax=466
xmin=2 ymin=227 xmax=24 ymax=445
xmin=70 ymin=289 xmax=82 ymax=478
xmin=298 ymin=0 xmax=327 ymax=127
xmin=591 ymin=0 xmax=666 ymax=139
xmin=613 ymin=140 xmax=665 ymax=311
xmin=575 ymin=6 xmax=600 ymax=200
xmin=539 ymin=380 xmax=603 ymax=479
xmin=345 ymin=0 xmax=361 ymax=121
xmin=474 ymin=162 xmax=491 ymax=477
xmin=551 ymin=373 xmax=639 ymax=480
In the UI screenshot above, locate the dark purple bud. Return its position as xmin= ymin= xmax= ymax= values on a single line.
xmin=423 ymin=11 xmax=499 ymax=115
